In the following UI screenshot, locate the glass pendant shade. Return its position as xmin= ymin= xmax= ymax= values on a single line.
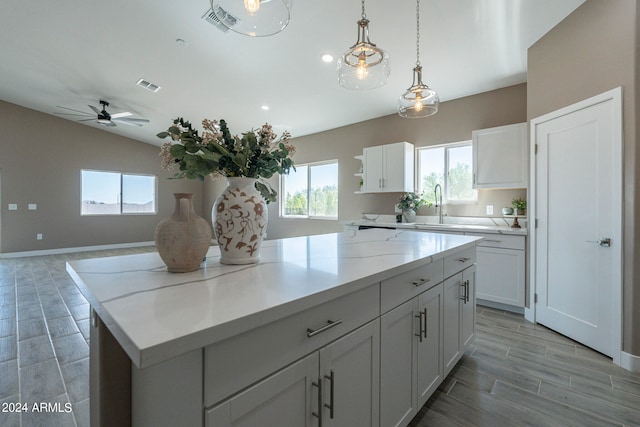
xmin=210 ymin=0 xmax=292 ymax=37
xmin=337 ymin=18 xmax=390 ymax=90
xmin=398 ymin=66 xmax=439 ymax=118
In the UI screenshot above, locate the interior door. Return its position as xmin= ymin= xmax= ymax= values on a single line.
xmin=533 ymin=88 xmax=622 ymax=358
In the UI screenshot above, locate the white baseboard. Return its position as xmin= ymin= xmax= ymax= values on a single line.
xmin=0 ymin=241 xmax=156 ymax=259
xmin=477 ymin=299 xmax=524 ymax=315
xmin=620 ymin=351 xmax=640 ymax=373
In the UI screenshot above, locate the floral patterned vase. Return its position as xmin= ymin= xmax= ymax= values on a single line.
xmin=403 ymin=209 xmax=417 ymax=223
xmin=213 ymin=177 xmax=267 ymax=265
xmin=155 ymin=193 xmax=212 ymax=273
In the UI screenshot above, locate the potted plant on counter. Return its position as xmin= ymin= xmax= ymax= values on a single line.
xmin=512 ymin=197 xmax=527 ymax=215
xmin=397 ymin=192 xmax=427 ymax=224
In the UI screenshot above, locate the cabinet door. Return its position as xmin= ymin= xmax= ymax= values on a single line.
xmin=460 ymin=266 xmax=476 ymax=349
xmin=476 ymin=246 xmax=525 ymax=307
xmin=320 ymin=320 xmax=380 ymax=427
xmin=363 ymin=146 xmax=383 ymax=192
xmin=380 ymin=300 xmax=417 ymax=427
xmin=382 ymin=142 xmax=413 ymax=192
xmin=417 ymin=284 xmax=443 ymax=406
xmin=472 ymin=123 xmax=527 ymax=189
xmin=206 ymin=353 xmax=319 ymax=427
xmin=443 ymin=273 xmax=462 ymax=376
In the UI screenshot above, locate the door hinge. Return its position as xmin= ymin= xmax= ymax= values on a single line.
xmin=535 ymin=144 xmax=538 ymax=154
xmin=535 ymin=218 xmax=538 ymax=228
xmin=534 ymin=293 xmax=538 ymax=304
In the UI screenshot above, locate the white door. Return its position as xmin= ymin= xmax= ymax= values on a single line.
xmin=532 ymin=88 xmax=622 ymax=359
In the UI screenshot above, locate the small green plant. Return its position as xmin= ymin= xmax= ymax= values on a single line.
xmin=397 ymin=192 xmax=429 ymax=211
xmin=512 ymin=197 xmax=527 ymax=211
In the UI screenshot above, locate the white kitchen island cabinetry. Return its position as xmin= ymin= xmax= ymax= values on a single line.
xmin=67 ymin=229 xmax=480 ymax=427
xmin=472 ymin=122 xmax=527 ymax=189
xmin=362 ymin=142 xmax=414 ymax=193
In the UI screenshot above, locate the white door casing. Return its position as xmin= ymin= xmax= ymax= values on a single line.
xmin=528 ymin=87 xmax=622 ymax=363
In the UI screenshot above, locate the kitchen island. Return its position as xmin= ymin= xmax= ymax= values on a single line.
xmin=67 ymin=228 xmax=481 ymax=427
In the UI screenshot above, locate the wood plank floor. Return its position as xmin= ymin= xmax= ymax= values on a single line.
xmin=2 ymin=249 xmax=640 ymax=426
xmin=410 ymin=306 xmax=640 ymax=427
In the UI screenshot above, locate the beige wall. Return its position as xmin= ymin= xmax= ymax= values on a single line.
xmin=527 ymin=0 xmax=639 ymax=355
xmin=0 ymin=100 xmax=203 ymax=253
xmin=264 ymin=84 xmax=528 ymax=240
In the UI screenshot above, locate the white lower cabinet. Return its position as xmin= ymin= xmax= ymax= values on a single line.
xmin=380 ymin=284 xmax=443 ymax=427
xmin=443 ymin=266 xmax=476 ymax=376
xmin=206 ymin=321 xmax=380 ymax=427
xmin=205 ymin=247 xmax=477 ymax=427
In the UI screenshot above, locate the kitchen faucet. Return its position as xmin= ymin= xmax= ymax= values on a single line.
xmin=434 ymin=184 xmax=444 ymax=224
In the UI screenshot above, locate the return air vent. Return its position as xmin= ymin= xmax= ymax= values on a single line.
xmin=202 ymin=7 xmax=239 ymax=33
xmin=136 ymin=78 xmax=161 ymax=93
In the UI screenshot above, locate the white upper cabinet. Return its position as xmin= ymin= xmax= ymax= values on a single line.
xmin=472 ymin=123 xmax=528 ymax=189
xmin=362 ymin=142 xmax=414 ymax=193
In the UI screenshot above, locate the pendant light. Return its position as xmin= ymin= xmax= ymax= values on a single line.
xmin=210 ymin=0 xmax=292 ymax=37
xmin=337 ymin=0 xmax=390 ymax=90
xmin=398 ymin=0 xmax=439 ymax=118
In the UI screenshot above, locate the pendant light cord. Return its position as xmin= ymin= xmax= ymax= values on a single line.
xmin=416 ymin=0 xmax=421 ymax=67
xmin=361 ymin=0 xmax=367 ymax=19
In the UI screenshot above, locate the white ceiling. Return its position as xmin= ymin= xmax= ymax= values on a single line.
xmin=0 ymin=0 xmax=584 ymax=146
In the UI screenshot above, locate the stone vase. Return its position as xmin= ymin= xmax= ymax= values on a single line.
xmin=402 ymin=209 xmax=417 ymax=223
xmin=155 ymin=193 xmax=212 ymax=273
xmin=213 ymin=177 xmax=267 ymax=265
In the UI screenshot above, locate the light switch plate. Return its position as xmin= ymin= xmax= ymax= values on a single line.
xmin=8 ymin=204 xmax=17 ymax=211
xmin=486 ymin=205 xmax=494 ymax=215
xmin=28 ymin=204 xmax=37 ymax=210
xmin=36 ymin=233 xmax=43 ymax=240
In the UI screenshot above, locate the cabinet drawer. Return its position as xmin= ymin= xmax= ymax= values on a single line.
xmin=204 ymin=283 xmax=379 ymax=407
xmin=466 ymin=232 xmax=525 ymax=250
xmin=380 ymin=259 xmax=444 ymax=313
xmin=444 ymin=247 xmax=476 ymax=279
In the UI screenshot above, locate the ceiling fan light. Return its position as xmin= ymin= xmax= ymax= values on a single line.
xmin=210 ymin=0 xmax=291 ymax=37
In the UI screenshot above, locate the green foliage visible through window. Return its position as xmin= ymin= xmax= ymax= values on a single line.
xmin=282 ymin=161 xmax=338 ymax=218
xmin=418 ymin=142 xmax=476 ymax=204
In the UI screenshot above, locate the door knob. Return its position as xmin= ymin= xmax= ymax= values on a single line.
xmin=586 ymin=237 xmax=611 ymax=247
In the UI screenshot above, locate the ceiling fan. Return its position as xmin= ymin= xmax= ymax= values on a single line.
xmin=55 ymin=100 xmax=149 ymax=127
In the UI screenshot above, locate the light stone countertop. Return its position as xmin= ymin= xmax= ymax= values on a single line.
xmin=66 ymin=229 xmax=481 ymax=368
xmin=344 ymin=218 xmax=528 ymax=236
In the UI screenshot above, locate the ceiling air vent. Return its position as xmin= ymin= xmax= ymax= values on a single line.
xmin=202 ymin=7 xmax=238 ymax=33
xmin=136 ymin=78 xmax=161 ymax=93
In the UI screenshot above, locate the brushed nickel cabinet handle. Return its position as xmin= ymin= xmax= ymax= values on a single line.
xmin=324 ymin=370 xmax=335 ymax=419
xmin=412 ymin=278 xmax=431 ymax=287
xmin=312 ymin=378 xmax=323 ymax=426
xmin=422 ymin=308 xmax=427 ymax=339
xmin=415 ymin=312 xmax=424 ymax=342
xmin=460 ymin=282 xmax=467 ymax=302
xmin=307 ymin=319 xmax=343 ymax=338
xmin=457 ymin=257 xmax=471 ymax=263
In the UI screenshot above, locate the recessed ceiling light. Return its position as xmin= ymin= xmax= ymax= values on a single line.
xmin=321 ymin=53 xmax=334 ymax=63
xmin=176 ymin=38 xmax=187 ymax=47
xmin=261 ymin=105 xmax=270 ymax=111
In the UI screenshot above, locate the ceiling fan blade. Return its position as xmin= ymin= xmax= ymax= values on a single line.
xmin=110 ymin=111 xmax=133 ymax=119
xmin=114 ymin=117 xmax=149 ymax=123
xmin=56 ymin=106 xmax=93 ymax=115
xmin=77 ymin=118 xmax=97 ymax=122
xmin=113 ymin=119 xmax=143 ymax=127
xmin=55 ymin=112 xmax=94 ymax=117
xmin=89 ymin=105 xmax=101 ymax=115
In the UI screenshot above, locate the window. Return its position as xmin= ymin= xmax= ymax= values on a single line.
xmin=81 ymin=170 xmax=157 ymax=215
xmin=417 ymin=142 xmax=476 ymax=205
xmin=281 ymin=160 xmax=339 ymax=219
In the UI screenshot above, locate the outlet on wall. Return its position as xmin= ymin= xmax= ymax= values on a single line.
xmin=36 ymin=233 xmax=43 ymax=240
xmin=486 ymin=205 xmax=494 ymax=215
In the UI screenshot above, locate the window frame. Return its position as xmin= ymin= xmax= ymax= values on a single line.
xmin=81 ymin=169 xmax=158 ymax=216
xmin=280 ymin=159 xmax=339 ymax=220
xmin=416 ymin=141 xmax=477 ymax=205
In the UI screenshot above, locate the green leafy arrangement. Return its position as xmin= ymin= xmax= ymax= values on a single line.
xmin=158 ymin=118 xmax=295 ymax=202
xmin=397 ymin=192 xmax=428 ymax=211
xmin=511 ymin=197 xmax=527 ymax=211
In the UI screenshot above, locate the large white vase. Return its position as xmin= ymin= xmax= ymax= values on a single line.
xmin=155 ymin=193 xmax=212 ymax=272
xmin=212 ymin=177 xmax=267 ymax=264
